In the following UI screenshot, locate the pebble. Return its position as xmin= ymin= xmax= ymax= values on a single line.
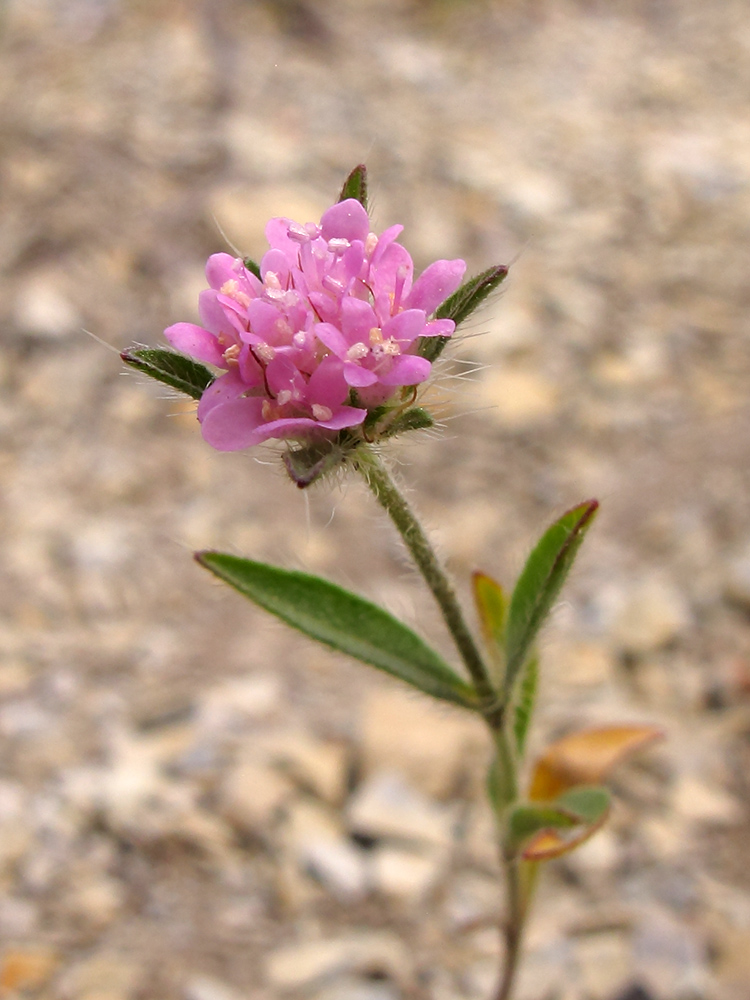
xmin=220 ymin=760 xmax=294 ymax=835
xmin=184 ymin=974 xmax=247 ymax=1000
xmin=360 ymin=688 xmax=486 ymax=799
xmin=57 ymin=952 xmax=142 ymax=1000
xmin=632 ymin=909 xmax=711 ymax=999
xmin=443 ymin=871 xmax=501 ymax=931
xmin=574 ymin=931 xmax=632 ymax=1000
xmin=669 ymin=774 xmax=742 ymax=826
xmin=610 ymin=576 xmax=691 ymax=654
xmin=258 ymin=731 xmax=350 ymax=805
xmin=0 ymin=948 xmax=58 ymax=994
xmin=346 ymin=771 xmax=458 ymax=849
xmin=13 ymin=272 xmax=82 ymax=339
xmin=479 ymin=367 xmax=560 ymax=429
xmin=266 ymin=932 xmax=412 ymax=992
xmin=370 ymin=844 xmax=446 ymax=904
xmin=282 ymin=798 xmax=369 ymax=902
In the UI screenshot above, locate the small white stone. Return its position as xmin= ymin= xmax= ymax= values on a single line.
xmin=220 ymin=761 xmax=293 ymax=835
xmin=14 ymin=273 xmax=82 ymax=339
xmin=303 ymin=838 xmax=369 ymax=903
xmin=371 ymin=845 xmax=445 ymax=904
xmin=347 ymin=771 xmax=457 ymax=849
xmin=184 ymin=975 xmax=247 ymax=1000
xmin=574 ymin=932 xmax=631 ymax=1000
xmin=610 ymin=576 xmax=690 ymax=654
xmin=266 ymin=932 xmax=411 ymax=991
xmin=670 ymin=774 xmax=742 ymax=826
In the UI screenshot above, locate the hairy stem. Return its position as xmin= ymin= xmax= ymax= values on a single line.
xmin=353 ymin=447 xmax=496 ymax=710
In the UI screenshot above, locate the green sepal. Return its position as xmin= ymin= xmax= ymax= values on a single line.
xmin=196 ymin=552 xmax=480 ymax=709
xmin=380 ymin=406 xmax=434 ymax=439
xmin=243 ymin=257 xmax=262 ymax=280
xmin=504 ymin=500 xmax=599 ymax=701
xmin=418 ymin=264 xmax=509 ymax=362
xmin=283 ymin=437 xmax=353 ymax=488
xmin=121 ymin=347 xmax=215 ymax=400
xmin=338 ymin=164 xmax=368 ymax=211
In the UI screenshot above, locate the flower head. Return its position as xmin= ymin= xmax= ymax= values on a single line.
xmin=165 ymin=198 xmax=466 ymax=451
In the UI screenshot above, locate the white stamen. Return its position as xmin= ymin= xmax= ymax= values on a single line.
xmin=223 ymin=344 xmax=240 ymax=365
xmin=346 ymin=342 xmax=369 ymax=361
xmin=369 ymin=327 xmax=383 ymax=345
xmin=365 ymin=232 xmax=378 ymax=256
xmin=256 ymin=343 xmax=275 ymax=362
xmin=293 ymin=332 xmax=307 ymax=348
xmin=287 ymin=222 xmax=309 ymax=243
xmin=312 ymin=404 xmax=333 ymax=422
xmin=276 ymin=390 xmax=292 ymax=406
xmin=265 ymin=272 xmax=281 ymax=290
xmin=327 ymin=238 xmax=350 ymax=254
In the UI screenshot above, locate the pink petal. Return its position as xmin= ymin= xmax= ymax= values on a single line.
xmin=370 ymin=225 xmax=403 ymax=267
xmin=318 ymin=405 xmax=367 ymax=430
xmin=260 ymin=248 xmax=292 ymax=283
xmin=199 ymin=289 xmax=243 ymax=339
xmin=200 ymin=396 xmax=266 ymax=451
xmin=266 ymin=355 xmax=306 ymax=398
xmin=382 ymin=309 xmax=427 ymax=346
xmin=340 ymin=296 xmax=377 ymax=342
xmin=308 ymin=355 xmax=350 ymax=407
xmin=343 ymin=362 xmax=379 ymax=388
xmin=404 ymin=259 xmax=466 ymax=315
xmin=264 ymin=218 xmax=300 ymax=265
xmin=315 ymin=323 xmax=349 ymax=359
xmin=379 ymin=354 xmax=432 ymax=386
xmin=422 ymin=318 xmax=455 ymax=337
xmin=197 ymin=369 xmax=247 ymax=421
xmin=320 ymin=200 xmax=370 ymax=244
xmin=205 ymin=253 xmax=240 ymax=289
xmin=164 ymin=323 xmax=226 ymax=368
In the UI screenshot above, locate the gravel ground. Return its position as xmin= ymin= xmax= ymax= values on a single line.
xmin=2 ymin=1 xmax=750 ymax=998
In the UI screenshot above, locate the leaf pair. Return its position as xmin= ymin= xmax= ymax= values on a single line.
xmin=509 ymin=725 xmax=663 ymax=861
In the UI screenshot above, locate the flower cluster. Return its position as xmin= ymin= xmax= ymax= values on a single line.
xmin=165 ymin=198 xmax=466 ymax=451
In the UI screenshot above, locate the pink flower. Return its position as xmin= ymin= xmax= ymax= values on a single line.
xmin=165 ymin=199 xmax=466 ymax=451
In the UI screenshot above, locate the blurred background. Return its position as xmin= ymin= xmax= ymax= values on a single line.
xmin=1 ymin=0 xmax=750 ymax=997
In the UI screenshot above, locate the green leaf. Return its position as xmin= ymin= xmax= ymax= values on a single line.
xmin=121 ymin=348 xmax=215 ymax=400
xmin=338 ymin=164 xmax=368 ymax=210
xmin=504 ymin=500 xmax=599 ymax=701
xmin=243 ymin=257 xmax=262 ymax=280
xmin=472 ymin=571 xmax=507 ymax=684
xmin=508 ymin=802 xmax=580 ymax=849
xmin=508 ymin=786 xmax=610 ymax=858
xmin=418 ymin=264 xmax=509 ymax=362
xmin=196 ymin=552 xmax=479 ymax=709
xmin=556 ymin=786 xmax=611 ymax=825
xmin=513 ymin=653 xmax=538 ymax=755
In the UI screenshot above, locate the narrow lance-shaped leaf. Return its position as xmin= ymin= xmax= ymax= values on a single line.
xmin=121 ymin=347 xmax=215 ymax=400
xmin=504 ymin=500 xmax=599 ymax=701
xmin=338 ymin=164 xmax=368 ymax=210
xmin=196 ymin=552 xmax=479 ymax=709
xmin=472 ymin=571 xmax=507 ymax=685
xmin=419 ymin=264 xmax=509 ymax=362
xmin=513 ymin=653 xmax=538 ymax=756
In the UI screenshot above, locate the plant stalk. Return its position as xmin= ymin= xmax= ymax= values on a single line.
xmin=354 ymin=446 xmax=496 ymax=711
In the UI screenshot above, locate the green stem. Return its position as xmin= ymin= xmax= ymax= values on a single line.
xmin=353 ymin=446 xmax=496 ymax=711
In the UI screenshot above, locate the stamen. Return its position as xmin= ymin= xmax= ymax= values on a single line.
xmin=276 ymin=390 xmax=292 ymax=406
xmin=346 ymin=342 xmax=369 ymax=361
xmin=365 ymin=232 xmax=378 ymax=256
xmin=369 ymin=327 xmax=383 ymax=345
xmin=256 ymin=343 xmax=275 ymax=362
xmin=223 ymin=344 xmax=241 ymax=365
xmin=312 ymin=404 xmax=333 ymax=422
